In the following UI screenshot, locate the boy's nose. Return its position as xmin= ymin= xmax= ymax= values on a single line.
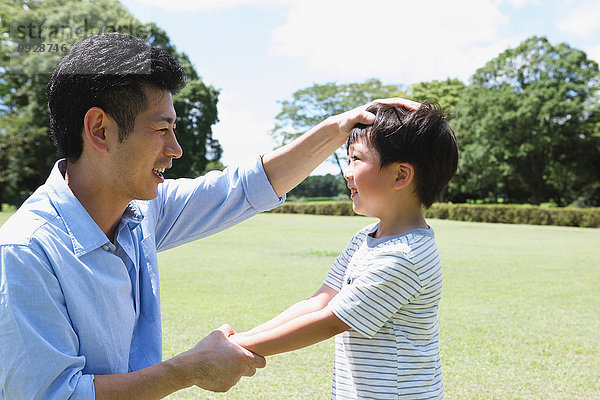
xmin=343 ymin=167 xmax=353 ymax=181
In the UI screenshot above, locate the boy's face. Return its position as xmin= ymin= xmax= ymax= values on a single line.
xmin=344 ymin=138 xmax=398 ymax=218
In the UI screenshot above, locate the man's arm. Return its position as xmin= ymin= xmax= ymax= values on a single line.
xmin=94 ymin=325 xmax=265 ymax=399
xmin=262 ymin=98 xmax=420 ymax=198
xmin=261 ymin=107 xmax=373 ymax=198
xmin=0 ymin=243 xmax=262 ymax=400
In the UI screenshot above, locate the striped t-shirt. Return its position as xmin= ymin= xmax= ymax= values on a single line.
xmin=324 ymin=223 xmax=443 ymax=399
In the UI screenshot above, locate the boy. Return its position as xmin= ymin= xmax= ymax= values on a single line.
xmin=230 ymin=102 xmax=459 ymax=399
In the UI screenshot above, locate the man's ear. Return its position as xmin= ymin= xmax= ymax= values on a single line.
xmin=82 ymin=107 xmax=113 ymax=153
xmin=393 ymin=162 xmax=415 ymax=189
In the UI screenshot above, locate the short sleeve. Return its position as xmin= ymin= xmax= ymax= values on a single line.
xmin=0 ymin=245 xmax=95 ymax=399
xmin=323 ymin=233 xmax=364 ymax=292
xmin=327 ymin=251 xmax=422 ymax=338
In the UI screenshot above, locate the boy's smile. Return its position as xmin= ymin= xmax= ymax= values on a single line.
xmin=344 ymin=139 xmax=397 ymax=218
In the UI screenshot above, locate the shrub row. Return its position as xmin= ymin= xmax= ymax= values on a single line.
xmin=269 ymin=201 xmax=600 ymax=228
xmin=270 ymin=201 xmax=356 ymax=216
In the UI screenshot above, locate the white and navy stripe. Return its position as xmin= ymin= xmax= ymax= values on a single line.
xmin=324 ymin=223 xmax=444 ymax=399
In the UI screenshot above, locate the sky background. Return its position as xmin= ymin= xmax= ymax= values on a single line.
xmin=119 ymin=0 xmax=600 ymax=175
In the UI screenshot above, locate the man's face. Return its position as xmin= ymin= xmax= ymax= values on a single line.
xmin=109 ymin=87 xmax=182 ymax=203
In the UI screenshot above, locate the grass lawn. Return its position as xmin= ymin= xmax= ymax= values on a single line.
xmin=157 ymin=213 xmax=600 ymax=399
xmin=1 ymin=211 xmax=599 ymax=398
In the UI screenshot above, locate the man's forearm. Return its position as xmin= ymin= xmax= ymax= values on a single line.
xmin=262 ymin=106 xmax=377 ymax=197
xmin=94 ymin=358 xmax=187 ymax=400
xmin=96 ymin=325 xmax=266 ymax=398
xmin=262 ymin=118 xmax=346 ymax=198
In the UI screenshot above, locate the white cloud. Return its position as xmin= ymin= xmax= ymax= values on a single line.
xmin=586 ymin=44 xmax=600 ymax=63
xmin=497 ymin=0 xmax=541 ymax=8
xmin=211 ymin=90 xmax=278 ymax=167
xmin=557 ymin=0 xmax=600 ymax=39
xmin=268 ymin=0 xmax=519 ymax=83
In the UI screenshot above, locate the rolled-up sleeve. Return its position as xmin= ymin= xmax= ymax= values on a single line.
xmin=153 ymin=156 xmax=285 ymax=252
xmin=0 ymin=245 xmax=95 ymax=400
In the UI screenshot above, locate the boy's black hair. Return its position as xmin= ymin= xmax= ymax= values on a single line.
xmin=46 ymin=33 xmax=187 ymax=161
xmin=347 ymin=102 xmax=458 ymax=208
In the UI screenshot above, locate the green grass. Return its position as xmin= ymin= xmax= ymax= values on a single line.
xmin=1 ymin=211 xmax=599 ymax=398
xmin=0 ymin=210 xmax=14 ymax=226
xmin=158 ymin=214 xmax=600 ymax=399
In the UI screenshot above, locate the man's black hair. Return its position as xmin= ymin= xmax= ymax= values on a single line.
xmin=46 ymin=33 xmax=186 ymax=160
xmin=347 ymin=102 xmax=459 ymax=208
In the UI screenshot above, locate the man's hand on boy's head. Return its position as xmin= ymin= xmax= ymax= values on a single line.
xmin=326 ymin=97 xmax=422 ymax=139
xmin=372 ymin=97 xmax=421 ymax=111
xmin=328 ymin=106 xmax=377 ymax=137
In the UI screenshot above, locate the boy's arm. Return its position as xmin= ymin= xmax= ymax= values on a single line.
xmin=230 ymin=306 xmax=349 ymax=357
xmin=245 ymin=284 xmax=338 ymax=336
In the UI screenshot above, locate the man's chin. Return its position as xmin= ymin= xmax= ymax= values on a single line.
xmin=134 ymin=189 xmax=160 ymax=201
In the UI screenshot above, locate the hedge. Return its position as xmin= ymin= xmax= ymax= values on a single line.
xmin=269 ymin=201 xmax=600 ymax=228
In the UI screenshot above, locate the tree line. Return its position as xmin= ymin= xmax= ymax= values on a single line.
xmin=272 ymin=37 xmax=600 ymax=207
xmin=0 ymin=0 xmax=222 ymax=209
xmin=2 ymin=1 xmax=599 ymax=209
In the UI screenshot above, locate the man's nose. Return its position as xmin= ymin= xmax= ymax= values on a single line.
xmin=165 ymin=131 xmax=183 ymax=159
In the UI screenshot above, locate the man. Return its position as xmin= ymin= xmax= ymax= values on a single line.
xmin=0 ymin=33 xmax=417 ymax=399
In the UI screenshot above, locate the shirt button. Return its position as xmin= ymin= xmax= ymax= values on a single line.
xmin=347 ymin=277 xmax=352 ymax=284
xmin=101 ymin=244 xmax=109 ymax=251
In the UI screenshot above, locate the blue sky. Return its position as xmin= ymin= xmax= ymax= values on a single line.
xmin=120 ymin=0 xmax=600 ymax=174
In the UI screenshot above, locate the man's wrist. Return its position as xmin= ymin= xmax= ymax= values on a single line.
xmin=163 ymin=353 xmax=194 ymax=390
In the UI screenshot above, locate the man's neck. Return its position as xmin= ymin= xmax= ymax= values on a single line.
xmin=64 ymin=159 xmax=129 ymax=242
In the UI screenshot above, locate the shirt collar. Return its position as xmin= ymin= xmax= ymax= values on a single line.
xmin=45 ymin=159 xmax=143 ymax=257
xmin=122 ymin=201 xmax=144 ymax=230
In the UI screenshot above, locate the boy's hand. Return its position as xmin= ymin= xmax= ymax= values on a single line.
xmin=228 ymin=332 xmax=255 ymax=353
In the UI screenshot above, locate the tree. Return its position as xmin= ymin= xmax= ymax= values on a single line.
xmin=132 ymin=24 xmax=222 ymax=178
xmin=0 ymin=0 xmax=221 ymax=207
xmin=288 ymin=174 xmax=347 ymax=199
xmin=452 ymin=36 xmax=600 ymax=205
xmin=408 ymin=78 xmax=466 ymax=112
xmin=406 ymin=78 xmax=467 ymax=202
xmin=271 ymin=79 xmax=408 ymax=178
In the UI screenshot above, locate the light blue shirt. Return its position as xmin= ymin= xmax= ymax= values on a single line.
xmin=0 ymin=158 xmax=283 ymax=399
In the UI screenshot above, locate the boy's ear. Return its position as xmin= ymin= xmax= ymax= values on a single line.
xmin=393 ymin=162 xmax=414 ymax=189
xmin=82 ymin=107 xmax=115 ymax=153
